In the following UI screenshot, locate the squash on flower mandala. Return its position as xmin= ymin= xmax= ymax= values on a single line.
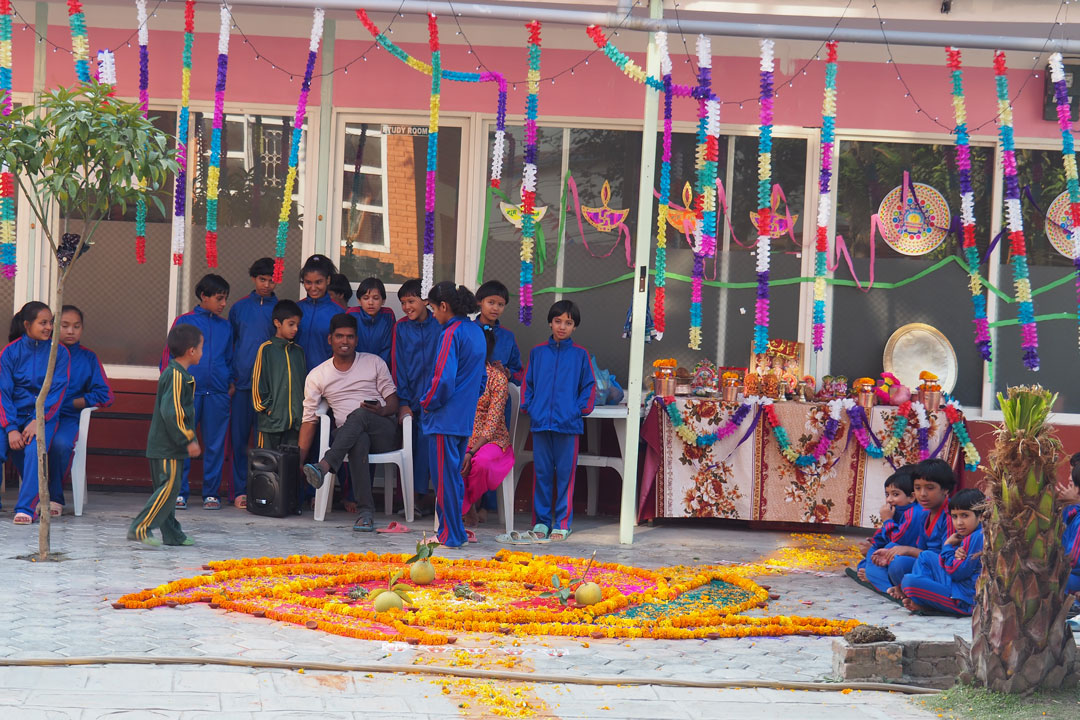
xmin=369 ymin=570 xmax=414 ymax=612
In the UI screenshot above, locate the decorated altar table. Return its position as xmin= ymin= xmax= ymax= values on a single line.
xmin=638 ymin=396 xmax=962 ymax=528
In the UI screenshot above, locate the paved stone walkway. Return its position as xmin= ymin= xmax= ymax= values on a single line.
xmin=0 ymin=491 xmax=956 ymax=717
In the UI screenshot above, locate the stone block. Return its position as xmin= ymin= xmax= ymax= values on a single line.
xmin=906 ymin=660 xmax=934 ymax=677
xmin=934 ymin=658 xmax=958 ymax=675
xmin=874 ymin=644 xmax=902 ymax=663
xmin=917 ymin=641 xmax=958 ymax=659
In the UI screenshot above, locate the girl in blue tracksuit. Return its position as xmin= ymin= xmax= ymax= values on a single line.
xmin=522 ymin=300 xmax=596 ymax=541
xmin=0 ymin=302 xmax=70 ymax=524
xmin=349 ymin=277 xmax=395 ymax=365
xmin=391 ymin=279 xmax=442 ymax=504
xmin=297 ymin=255 xmax=346 ymax=374
xmin=47 ymin=306 xmax=113 ymax=509
xmin=228 ymin=258 xmax=278 ymax=508
xmin=419 ymin=282 xmax=487 ymax=548
xmin=162 ymin=274 xmax=233 ymax=508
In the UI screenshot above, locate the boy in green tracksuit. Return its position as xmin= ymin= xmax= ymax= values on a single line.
xmin=252 ymin=300 xmax=306 ymax=449
xmin=128 ymin=324 xmax=203 ymax=547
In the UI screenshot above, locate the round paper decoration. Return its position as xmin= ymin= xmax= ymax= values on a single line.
xmin=877 ymin=183 xmax=951 ymax=256
xmin=1044 ymin=190 xmax=1078 ymax=258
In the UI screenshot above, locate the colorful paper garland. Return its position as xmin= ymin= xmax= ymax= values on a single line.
xmin=66 ymin=0 xmax=91 ymax=83
xmin=1 ymin=0 xmax=12 ymax=117
xmin=945 ymin=48 xmax=991 ymax=361
xmin=0 ymin=0 xmax=13 ymax=277
xmin=659 ymin=395 xmax=761 ymax=448
xmin=688 ymin=34 xmax=720 ymax=351
xmin=994 ymin=51 xmax=1039 ymax=371
xmin=812 ymin=42 xmax=837 ymax=353
xmin=753 ymin=39 xmax=775 ymax=356
xmin=518 ymin=21 xmax=541 ymax=325
xmin=203 ymin=3 xmax=231 ymax=269
xmin=134 ymin=0 xmax=150 ymax=264
xmin=942 ymin=399 xmax=980 ymax=471
xmin=763 ymin=398 xmax=847 ymax=470
xmin=1048 ymin=52 xmax=1080 ymax=351
xmin=653 ymin=31 xmax=673 ymax=337
xmin=420 ymin=12 xmax=441 ymax=297
xmin=171 ymin=0 xmax=195 ymax=267
xmin=273 ymin=8 xmax=324 ymax=283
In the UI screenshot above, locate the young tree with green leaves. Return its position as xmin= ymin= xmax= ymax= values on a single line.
xmin=0 ymin=82 xmax=177 ymax=560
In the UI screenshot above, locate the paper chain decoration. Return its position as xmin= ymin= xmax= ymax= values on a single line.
xmin=688 ymin=35 xmax=720 ymax=351
xmin=1048 ymin=52 xmax=1080 ymax=351
xmin=945 ymin=48 xmax=991 ymax=361
xmin=812 ymin=42 xmax=837 ymax=353
xmin=752 ymin=39 xmax=775 ymax=356
xmin=420 ymin=12 xmax=441 ymax=296
xmin=273 ymin=8 xmax=324 ymax=283
xmin=134 ymin=0 xmax=150 ymax=264
xmin=994 ymin=51 xmax=1039 ymax=371
xmin=66 ymin=0 xmax=91 ymax=83
xmin=0 ymin=0 xmax=13 ymax=277
xmin=1 ymin=0 xmax=12 ymax=117
xmin=204 ymin=3 xmax=231 ymax=269
xmin=518 ymin=21 xmax=541 ymax=325
xmin=171 ymin=0 xmax=195 ymax=266
xmin=653 ymin=31 xmax=673 ymax=337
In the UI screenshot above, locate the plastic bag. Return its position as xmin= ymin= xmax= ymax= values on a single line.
xmin=591 ymin=356 xmax=625 ymax=406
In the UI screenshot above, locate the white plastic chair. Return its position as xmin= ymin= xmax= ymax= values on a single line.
xmin=71 ymin=406 xmax=97 ymax=517
xmin=313 ymin=400 xmax=414 ymax=522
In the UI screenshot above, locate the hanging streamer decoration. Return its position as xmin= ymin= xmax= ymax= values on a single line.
xmin=274 ymin=8 xmax=324 ymax=283
xmin=66 ymin=0 xmax=92 ymax=83
xmin=420 ymin=13 xmax=441 ymax=296
xmin=518 ymin=21 xmax=541 ymax=325
xmin=0 ymin=0 xmax=14 ymax=278
xmin=1048 ymin=52 xmax=1080 ymax=351
xmin=171 ymin=0 xmax=195 ymax=266
xmin=204 ymin=3 xmax=231 ymax=269
xmin=946 ymin=48 xmax=992 ymax=361
xmin=688 ymin=35 xmax=720 ymax=351
xmin=355 ymin=10 xmax=507 ymax=192
xmin=994 ymin=51 xmax=1039 ymax=371
xmin=134 ymin=0 xmax=150 ymax=264
xmin=753 ymin=39 xmax=775 ymax=356
xmin=812 ymin=42 xmax=838 ymax=353
xmin=653 ymin=31 xmax=673 ymax=337
xmin=0 ymin=0 xmax=10 ymax=117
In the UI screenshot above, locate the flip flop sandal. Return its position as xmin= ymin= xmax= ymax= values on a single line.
xmin=466 ymin=529 xmax=479 ymax=543
xmin=13 ymin=513 xmax=33 ymax=525
xmin=203 ymin=497 xmax=221 ymax=510
xmin=50 ymin=502 xmax=63 ymax=517
xmin=175 ymin=497 xmax=187 ymax=510
xmin=376 ymin=521 xmax=410 ymax=533
xmin=234 ymin=495 xmax=248 ymax=510
xmin=531 ymin=523 xmax=549 ymax=540
xmin=496 ymin=531 xmax=534 ymax=545
xmin=549 ymin=529 xmax=571 ymax=541
xmin=353 ymin=517 xmax=376 ymax=532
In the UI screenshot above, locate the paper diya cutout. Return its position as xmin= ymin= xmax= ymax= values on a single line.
xmin=1044 ymin=190 xmax=1079 ymax=258
xmin=666 ymin=182 xmax=700 ymax=236
xmin=500 ymin=187 xmax=548 ymax=229
xmin=749 ymin=193 xmax=799 ymax=239
xmin=582 ymin=180 xmax=630 ymax=233
xmin=877 ymin=182 xmax=951 ymax=256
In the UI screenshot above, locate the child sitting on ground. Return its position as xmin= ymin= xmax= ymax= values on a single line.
xmin=899 ymin=487 xmax=985 ymax=615
xmin=328 ymin=273 xmax=353 ymax=308
xmin=349 ymin=276 xmax=395 ymax=365
xmin=252 ymin=300 xmax=307 ymax=450
xmin=864 ymin=458 xmax=955 ymax=597
xmin=854 ymin=464 xmax=919 ymax=583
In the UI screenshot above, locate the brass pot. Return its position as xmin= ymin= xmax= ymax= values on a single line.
xmin=721 ymin=381 xmax=740 ymax=404
xmin=918 ymin=388 xmax=942 ymax=411
xmin=857 ymin=389 xmax=877 ymax=410
xmin=654 ymin=376 xmax=677 ymax=397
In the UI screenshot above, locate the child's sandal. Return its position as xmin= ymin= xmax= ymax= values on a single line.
xmin=549 ymin=529 xmax=571 ymax=541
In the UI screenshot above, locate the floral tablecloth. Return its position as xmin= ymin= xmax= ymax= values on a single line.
xmin=638 ymin=397 xmax=959 ymax=528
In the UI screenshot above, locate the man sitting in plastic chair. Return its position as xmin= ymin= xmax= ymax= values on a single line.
xmin=298 ymin=313 xmax=400 ymax=532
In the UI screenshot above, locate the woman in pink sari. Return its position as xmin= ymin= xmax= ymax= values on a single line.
xmin=461 ymin=326 xmax=515 ymax=526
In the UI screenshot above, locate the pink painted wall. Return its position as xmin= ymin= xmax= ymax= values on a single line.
xmin=11 ymin=22 xmax=1060 ymax=141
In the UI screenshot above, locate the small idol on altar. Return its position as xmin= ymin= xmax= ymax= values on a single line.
xmin=744 ymin=370 xmax=760 ymax=397
xmin=797 ymin=375 xmax=816 ymax=403
xmin=761 ymin=372 xmax=781 ymax=399
xmin=781 ymin=371 xmax=799 ymax=399
xmin=691 ymin=360 xmax=719 ymax=396
xmin=828 ymin=375 xmax=849 ymax=399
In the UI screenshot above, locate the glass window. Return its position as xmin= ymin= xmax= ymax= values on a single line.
xmin=832 ymin=139 xmax=994 ymax=406
xmin=63 ymin=110 xmax=178 ymax=366
xmin=335 ymin=120 xmax=461 ymax=285
xmin=189 ymin=112 xmax=305 ymax=304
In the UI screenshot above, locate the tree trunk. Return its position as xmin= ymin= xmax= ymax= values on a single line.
xmin=34 ymin=280 xmax=65 ymax=561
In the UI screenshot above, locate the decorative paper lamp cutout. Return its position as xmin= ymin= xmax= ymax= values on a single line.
xmin=500 ymin=188 xmax=547 ymax=229
xmin=877 ymin=183 xmax=951 ymax=256
xmin=666 ymin=182 xmax=699 ymax=236
xmin=582 ymin=180 xmax=629 ymax=233
xmin=747 ymin=192 xmax=798 ymax=239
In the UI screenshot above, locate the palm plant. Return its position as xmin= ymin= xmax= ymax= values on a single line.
xmin=968 ymin=385 xmax=1077 ymax=692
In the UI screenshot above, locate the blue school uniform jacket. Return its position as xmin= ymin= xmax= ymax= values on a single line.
xmin=522 ymin=337 xmax=597 ymax=435
xmin=475 ymin=318 xmax=523 ymax=385
xmin=0 ymin=336 xmax=71 ymax=435
xmin=162 ymin=307 xmax=233 ymax=395
xmin=297 ymin=295 xmax=346 ymax=374
xmin=420 ymin=316 xmax=487 ymax=437
xmin=349 ymin=306 xmax=395 ymax=366
xmin=61 ymin=343 xmax=113 ymax=419
xmin=1063 ymin=504 xmax=1080 ymax=582
xmin=939 ymin=526 xmax=984 ymax=606
xmin=917 ymin=501 xmax=954 ymax=553
xmin=228 ymin=291 xmax=277 ymax=390
xmin=391 ymin=313 xmax=441 ymax=410
xmin=869 ymin=502 xmax=920 ymax=551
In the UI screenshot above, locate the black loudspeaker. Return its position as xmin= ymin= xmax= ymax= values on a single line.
xmin=247 ymin=446 xmax=300 ymax=518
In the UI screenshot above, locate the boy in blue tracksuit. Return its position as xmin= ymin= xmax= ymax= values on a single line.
xmin=297 ymin=254 xmax=346 ymax=374
xmin=391 ymin=279 xmax=441 ymax=512
xmin=854 ymin=466 xmax=918 ymax=582
xmin=349 ymin=277 xmax=395 ymax=365
xmin=48 ymin=306 xmax=113 ymax=509
xmin=163 ymin=274 xmax=233 ymax=509
xmin=420 ymin=282 xmax=487 ymax=548
xmin=1 ymin=302 xmax=70 ymax=523
xmin=865 ymin=458 xmax=956 ymax=596
xmin=227 ymin=258 xmax=278 ymax=509
xmin=522 ymin=300 xmax=596 ymax=541
xmin=901 ymin=488 xmax=985 ymax=615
